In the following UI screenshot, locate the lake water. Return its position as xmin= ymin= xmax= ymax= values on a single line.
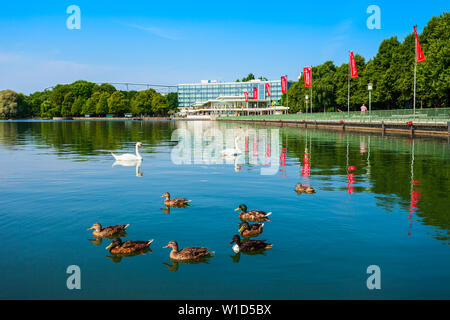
xmin=0 ymin=120 xmax=449 ymax=299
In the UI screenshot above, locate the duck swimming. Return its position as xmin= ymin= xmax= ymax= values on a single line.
xmin=87 ymin=223 xmax=129 ymax=238
xmin=163 ymin=240 xmax=214 ymax=261
xmin=105 ymin=238 xmax=154 ymax=255
xmin=161 ymin=192 xmax=191 ymax=207
xmin=229 ymin=235 xmax=272 ymax=253
xmin=295 ymin=183 xmax=315 ymax=194
xmin=234 ymin=204 xmax=271 ymax=222
xmin=237 ymin=222 xmax=264 ymax=238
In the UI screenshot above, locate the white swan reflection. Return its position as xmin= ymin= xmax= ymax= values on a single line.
xmin=112 ymin=159 xmax=143 ymax=177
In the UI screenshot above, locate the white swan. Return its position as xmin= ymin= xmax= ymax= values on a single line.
xmin=221 ymin=137 xmax=242 ymax=157
xmin=111 ymin=142 xmax=143 ymax=161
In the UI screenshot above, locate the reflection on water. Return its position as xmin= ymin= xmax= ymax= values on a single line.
xmin=113 ymin=159 xmax=143 ymax=177
xmin=106 ymin=247 xmax=153 ymax=264
xmin=0 ymin=120 xmax=449 ymax=299
xmin=162 ymin=257 xmax=213 ymax=272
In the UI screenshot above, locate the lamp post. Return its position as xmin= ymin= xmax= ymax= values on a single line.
xmin=305 ymin=95 xmax=309 ymax=118
xmin=368 ymin=83 xmax=373 ymax=121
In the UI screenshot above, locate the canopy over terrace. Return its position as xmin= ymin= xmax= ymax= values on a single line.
xmin=184 ymin=95 xmax=289 ymax=116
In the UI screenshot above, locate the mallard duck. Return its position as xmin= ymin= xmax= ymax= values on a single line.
xmin=161 ymin=192 xmax=191 ymax=207
xmin=234 ymin=204 xmax=271 ymax=222
xmin=163 ymin=240 xmax=214 ymax=261
xmin=87 ymin=223 xmax=129 ymax=238
xmin=295 ymin=183 xmax=315 ymax=193
xmin=105 ymin=238 xmax=154 ymax=254
xmin=236 ymin=222 xmax=264 ymax=238
xmin=229 ymin=235 xmax=272 ymax=253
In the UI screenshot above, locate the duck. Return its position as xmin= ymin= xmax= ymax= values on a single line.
xmin=87 ymin=223 xmax=129 ymax=238
xmin=229 ymin=235 xmax=272 ymax=253
xmin=221 ymin=136 xmax=242 ymax=157
xmin=105 ymin=238 xmax=154 ymax=255
xmin=163 ymin=240 xmax=214 ymax=261
xmin=234 ymin=204 xmax=272 ymax=222
xmin=236 ymin=222 xmax=264 ymax=238
xmin=161 ymin=192 xmax=191 ymax=207
xmin=295 ymin=183 xmax=315 ymax=194
xmin=111 ymin=142 xmax=143 ymax=161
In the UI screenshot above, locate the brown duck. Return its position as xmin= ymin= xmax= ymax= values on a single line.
xmin=161 ymin=192 xmax=191 ymax=207
xmin=105 ymin=238 xmax=154 ymax=255
xmin=234 ymin=204 xmax=272 ymax=222
xmin=87 ymin=223 xmax=129 ymax=238
xmin=229 ymin=235 xmax=272 ymax=253
xmin=295 ymin=183 xmax=315 ymax=194
xmin=163 ymin=240 xmax=214 ymax=261
xmin=237 ymin=222 xmax=264 ymax=238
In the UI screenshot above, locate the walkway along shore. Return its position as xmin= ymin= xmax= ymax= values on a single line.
xmin=218 ymin=118 xmax=450 ymax=137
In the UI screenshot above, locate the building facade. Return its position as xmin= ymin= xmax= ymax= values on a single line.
xmin=177 ymin=79 xmax=292 ymax=108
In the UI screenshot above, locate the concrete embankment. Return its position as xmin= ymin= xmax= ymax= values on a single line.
xmin=219 ymin=118 xmax=450 ymax=137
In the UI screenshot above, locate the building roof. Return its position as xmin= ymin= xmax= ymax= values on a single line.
xmin=178 ymin=79 xmax=289 ymax=86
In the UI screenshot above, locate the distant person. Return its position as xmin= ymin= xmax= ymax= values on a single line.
xmin=361 ymin=104 xmax=368 ymax=113
xmin=337 ymin=108 xmax=343 ymax=113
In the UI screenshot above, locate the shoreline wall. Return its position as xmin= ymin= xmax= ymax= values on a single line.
xmin=218 ymin=118 xmax=450 ymax=137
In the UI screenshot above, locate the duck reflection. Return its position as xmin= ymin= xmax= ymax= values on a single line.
xmin=162 ymin=257 xmax=212 ymax=272
xmin=87 ymin=232 xmax=129 ymax=247
xmin=106 ymin=247 xmax=153 ymax=263
xmin=112 ymin=159 xmax=143 ymax=177
xmin=161 ymin=206 xmax=171 ymax=214
xmin=229 ymin=250 xmax=270 ymax=263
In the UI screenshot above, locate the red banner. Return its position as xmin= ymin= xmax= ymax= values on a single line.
xmin=244 ymin=91 xmax=248 ymax=102
xmin=349 ymin=51 xmax=358 ymax=78
xmin=303 ymin=67 xmax=311 ymax=88
xmin=413 ymin=26 xmax=426 ymax=63
xmin=253 ymin=87 xmax=258 ymax=100
xmin=281 ymin=76 xmax=287 ymax=93
xmin=265 ymin=82 xmax=271 ymax=97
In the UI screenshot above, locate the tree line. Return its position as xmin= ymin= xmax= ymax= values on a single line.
xmin=284 ymin=12 xmax=449 ymax=113
xmin=0 ymin=81 xmax=179 ymax=119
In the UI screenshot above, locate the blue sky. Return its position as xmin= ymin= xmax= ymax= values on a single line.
xmin=0 ymin=1 xmax=448 ymax=93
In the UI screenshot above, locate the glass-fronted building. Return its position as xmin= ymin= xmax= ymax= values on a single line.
xmin=177 ymin=79 xmax=292 ymax=108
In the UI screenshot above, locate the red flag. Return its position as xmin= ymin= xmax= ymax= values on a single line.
xmin=265 ymin=82 xmax=271 ymax=97
xmin=413 ymin=26 xmax=426 ymax=63
xmin=253 ymin=87 xmax=258 ymax=100
xmin=244 ymin=91 xmax=248 ymax=102
xmin=349 ymin=51 xmax=358 ymax=78
xmin=281 ymin=76 xmax=287 ymax=93
xmin=303 ymin=67 xmax=311 ymax=88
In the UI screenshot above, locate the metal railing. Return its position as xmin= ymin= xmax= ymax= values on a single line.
xmin=219 ymin=108 xmax=450 ymax=123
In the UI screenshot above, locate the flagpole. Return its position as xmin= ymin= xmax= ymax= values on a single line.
xmin=310 ymin=67 xmax=313 ymax=114
xmin=413 ymin=25 xmax=417 ymax=115
xmin=348 ymin=53 xmax=350 ymax=115
xmin=286 ymin=75 xmax=289 ymax=113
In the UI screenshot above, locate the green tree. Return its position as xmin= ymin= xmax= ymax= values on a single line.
xmin=69 ymin=80 xmax=96 ymax=100
xmin=0 ymin=90 xmax=22 ymax=118
xmin=151 ymin=94 xmax=169 ymax=115
xmin=61 ymin=92 xmax=74 ymax=117
xmin=166 ymin=92 xmax=179 ymax=113
xmin=40 ymin=99 xmax=57 ymax=118
xmin=83 ymin=92 xmax=101 ymax=115
xmin=107 ymin=91 xmax=129 ymax=115
xmin=93 ymin=83 xmax=116 ymax=95
xmin=71 ymin=96 xmax=85 ymax=116
xmin=96 ymin=92 xmax=110 ymax=116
